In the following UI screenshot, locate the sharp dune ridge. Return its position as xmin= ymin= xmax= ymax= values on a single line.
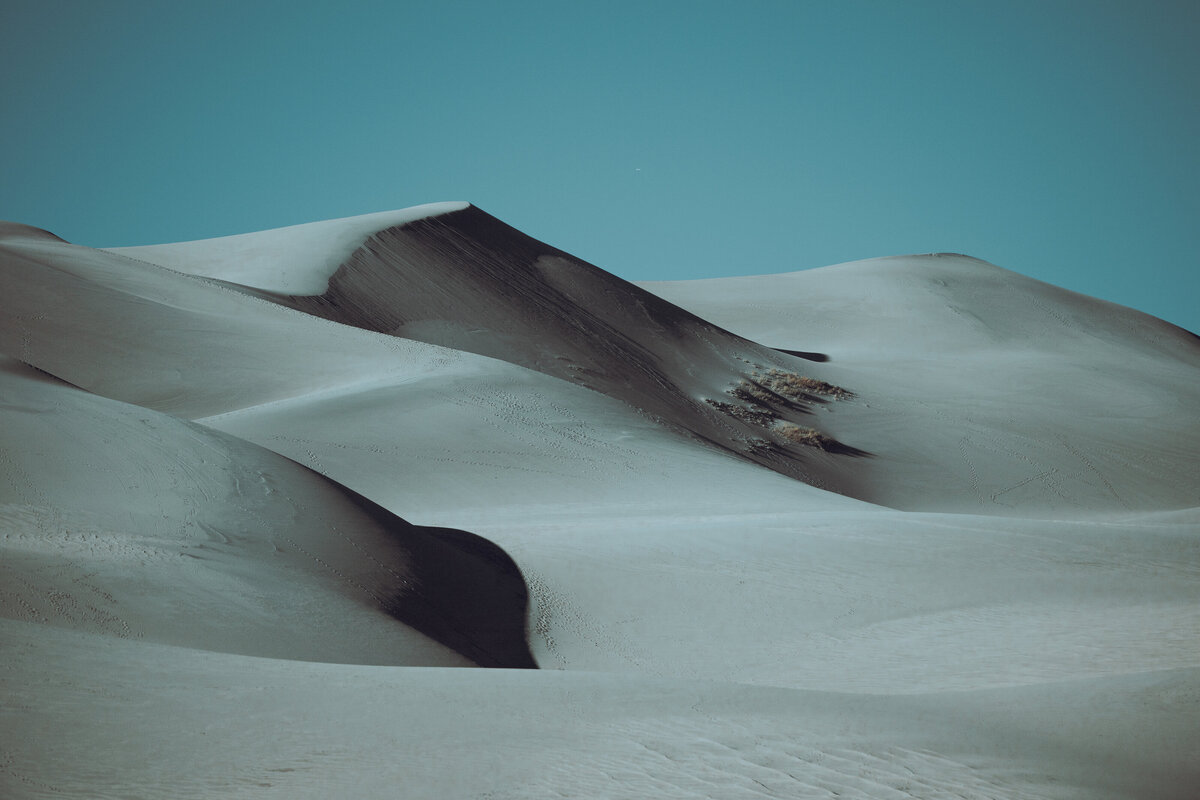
xmin=2 ymin=204 xmax=1198 ymax=799
xmin=224 ymin=204 xmax=872 ymax=491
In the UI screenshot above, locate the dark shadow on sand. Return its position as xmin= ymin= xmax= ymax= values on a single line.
xmin=818 ymin=440 xmax=872 ymax=457
xmin=385 ymin=525 xmax=539 ymax=670
xmin=331 ymin=483 xmax=538 ymax=670
xmin=773 ymin=348 xmax=829 ymax=362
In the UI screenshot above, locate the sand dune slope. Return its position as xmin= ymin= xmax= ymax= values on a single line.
xmin=110 ymin=207 xmax=1200 ymax=514
xmin=4 ymin=620 xmax=1197 ymax=799
xmin=0 ymin=222 xmax=474 ymax=418
xmin=147 ymin=205 xmax=872 ymax=491
xmin=0 ymin=357 xmax=533 ymax=668
xmin=108 ymin=202 xmax=471 ymax=295
xmin=1 ymin=205 xmax=1198 ymax=799
xmin=646 ymin=255 xmax=1200 ymax=514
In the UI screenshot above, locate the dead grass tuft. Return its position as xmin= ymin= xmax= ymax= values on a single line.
xmin=759 ymin=369 xmax=853 ymax=400
xmin=730 ymin=380 xmax=777 ymax=406
xmin=775 ymin=422 xmax=835 ymax=449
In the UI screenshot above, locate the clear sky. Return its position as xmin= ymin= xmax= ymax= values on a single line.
xmin=3 ymin=0 xmax=1198 ymax=333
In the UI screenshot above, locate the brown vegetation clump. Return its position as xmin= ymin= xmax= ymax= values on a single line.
xmin=730 ymin=380 xmax=777 ymax=406
xmin=759 ymin=369 xmax=853 ymax=400
xmin=775 ymin=422 xmax=835 ymax=450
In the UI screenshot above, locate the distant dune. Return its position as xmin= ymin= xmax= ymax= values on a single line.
xmin=2 ymin=205 xmax=1197 ymax=798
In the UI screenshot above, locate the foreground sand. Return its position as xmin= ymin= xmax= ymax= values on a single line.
xmin=2 ymin=206 xmax=1197 ymax=798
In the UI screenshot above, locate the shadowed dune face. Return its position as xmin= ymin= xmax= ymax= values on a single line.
xmin=263 ymin=205 xmax=866 ymax=493
xmin=387 ymin=526 xmax=537 ymax=669
xmin=0 ymin=211 xmax=866 ymax=499
xmin=328 ymin=481 xmax=537 ymax=669
xmin=5 ymin=208 xmax=1198 ymax=515
xmin=0 ymin=357 xmax=536 ymax=669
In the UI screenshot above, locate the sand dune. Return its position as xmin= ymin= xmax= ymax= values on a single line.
xmin=2 ymin=205 xmax=1198 ymax=798
xmin=647 ymin=254 xmax=1200 ymax=514
xmin=108 ymin=202 xmax=472 ymax=294
xmin=0 ymin=357 xmax=533 ymax=668
xmin=188 ymin=204 xmax=874 ymax=493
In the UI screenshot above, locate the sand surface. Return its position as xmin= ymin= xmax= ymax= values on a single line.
xmin=2 ymin=206 xmax=1197 ymax=798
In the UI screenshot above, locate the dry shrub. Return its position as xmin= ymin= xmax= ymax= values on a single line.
xmin=760 ymin=369 xmax=852 ymax=400
xmin=775 ymin=422 xmax=834 ymax=449
xmin=730 ymin=380 xmax=777 ymax=405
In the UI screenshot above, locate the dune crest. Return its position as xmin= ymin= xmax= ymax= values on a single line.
xmin=231 ymin=204 xmax=867 ymax=492
xmin=2 ymin=205 xmax=1198 ymax=799
xmin=106 ymin=202 xmax=470 ymax=294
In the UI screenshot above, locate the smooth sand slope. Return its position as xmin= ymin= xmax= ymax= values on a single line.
xmin=644 ymin=257 xmax=1200 ymax=514
xmin=0 ymin=357 xmax=534 ymax=669
xmin=2 ymin=206 xmax=1198 ymax=799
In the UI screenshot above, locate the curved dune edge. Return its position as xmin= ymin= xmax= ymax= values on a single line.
xmin=0 ymin=357 xmax=535 ymax=669
xmin=104 ymin=202 xmax=470 ymax=294
xmin=642 ymin=252 xmax=1200 ymax=515
xmin=241 ymin=204 xmax=869 ymax=493
xmin=329 ymin=483 xmax=538 ymax=669
xmin=6 ymin=206 xmax=1199 ymax=515
xmin=2 ymin=214 xmax=866 ymax=499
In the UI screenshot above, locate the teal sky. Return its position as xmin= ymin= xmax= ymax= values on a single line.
xmin=3 ymin=0 xmax=1198 ymax=333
